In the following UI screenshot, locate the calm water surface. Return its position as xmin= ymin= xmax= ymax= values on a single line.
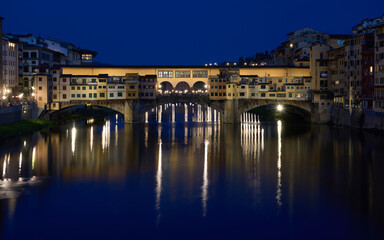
xmin=1 ymin=105 xmax=384 ymax=239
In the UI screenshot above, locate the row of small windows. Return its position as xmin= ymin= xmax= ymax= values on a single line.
xmin=210 ymin=93 xmax=227 ymax=97
xmin=158 ymin=70 xmax=208 ymax=78
xmin=70 ymin=92 xmax=124 ymax=98
xmin=211 ymin=86 xmax=226 ymax=89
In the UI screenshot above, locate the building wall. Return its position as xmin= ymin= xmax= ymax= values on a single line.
xmin=35 ymin=74 xmax=51 ymax=109
xmin=2 ymin=40 xmax=18 ymax=94
xmin=374 ymin=24 xmax=384 ymax=111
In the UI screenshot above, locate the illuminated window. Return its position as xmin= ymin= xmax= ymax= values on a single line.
xmin=193 ymin=70 xmax=208 ymax=78
xmin=158 ymin=70 xmax=173 ymax=78
xmin=175 ymin=70 xmax=191 ymax=78
xmin=82 ymin=54 xmax=93 ymax=60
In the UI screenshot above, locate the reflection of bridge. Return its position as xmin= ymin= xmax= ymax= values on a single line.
xmin=46 ymin=95 xmax=328 ymax=123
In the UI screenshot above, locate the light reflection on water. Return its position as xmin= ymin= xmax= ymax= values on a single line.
xmin=0 ymin=104 xmax=384 ymax=239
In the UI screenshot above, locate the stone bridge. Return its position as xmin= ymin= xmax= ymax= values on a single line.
xmin=43 ymin=97 xmax=330 ymax=124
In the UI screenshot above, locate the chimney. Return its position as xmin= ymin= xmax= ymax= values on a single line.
xmin=0 ymin=17 xmax=4 ymax=98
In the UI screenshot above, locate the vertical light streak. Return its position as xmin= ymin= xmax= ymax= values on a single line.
xmin=155 ymin=138 xmax=163 ymax=224
xmin=102 ymin=120 xmax=110 ymax=151
xmin=202 ymin=139 xmax=209 ymax=216
xmin=158 ymin=105 xmax=162 ymax=123
xmin=90 ymin=126 xmax=93 ymax=152
xmin=185 ymin=104 xmax=188 ymax=122
xmin=172 ymin=104 xmax=175 ymax=123
xmin=155 ymin=107 xmax=158 ymax=122
xmin=2 ymin=154 xmax=7 ymax=178
xmin=19 ymin=152 xmax=22 ymax=175
xmin=276 ymin=120 xmax=282 ymax=208
xmin=71 ymin=124 xmax=76 ymax=155
xmin=145 ymin=111 xmax=148 ymax=123
xmin=32 ymin=147 xmax=36 ymax=171
xmin=115 ymin=124 xmax=118 ymax=146
xmin=184 ymin=126 xmax=188 ymax=145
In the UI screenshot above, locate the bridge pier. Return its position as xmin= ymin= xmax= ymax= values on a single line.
xmin=222 ymin=100 xmax=241 ymax=124
xmin=124 ymin=100 xmax=133 ymax=124
xmin=310 ymin=103 xmax=332 ymax=123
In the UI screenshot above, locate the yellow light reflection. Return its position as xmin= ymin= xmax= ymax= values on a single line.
xmin=102 ymin=120 xmax=110 ymax=151
xmin=276 ymin=120 xmax=282 ymax=208
xmin=19 ymin=152 xmax=22 ymax=175
xmin=32 ymin=147 xmax=36 ymax=170
xmin=71 ymin=124 xmax=76 ymax=155
xmin=2 ymin=154 xmax=7 ymax=178
xmin=90 ymin=127 xmax=93 ymax=152
xmin=155 ymin=138 xmax=163 ymax=224
xmin=202 ymin=139 xmax=209 ymax=216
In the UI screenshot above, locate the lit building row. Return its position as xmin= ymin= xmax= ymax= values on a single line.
xmin=34 ymin=65 xmax=314 ymax=111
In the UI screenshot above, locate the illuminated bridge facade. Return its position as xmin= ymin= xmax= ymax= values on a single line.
xmin=37 ymin=65 xmax=331 ymax=123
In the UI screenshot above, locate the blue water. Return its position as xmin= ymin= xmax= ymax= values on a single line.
xmin=1 ymin=105 xmax=384 ymax=239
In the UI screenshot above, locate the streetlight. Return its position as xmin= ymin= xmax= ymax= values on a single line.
xmin=276 ymin=104 xmax=284 ymax=112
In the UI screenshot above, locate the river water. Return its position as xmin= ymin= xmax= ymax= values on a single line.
xmin=1 ymin=104 xmax=384 ymax=239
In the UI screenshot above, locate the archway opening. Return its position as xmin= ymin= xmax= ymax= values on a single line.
xmin=174 ymin=81 xmax=191 ymax=95
xmin=49 ymin=104 xmax=124 ymax=123
xmin=246 ymin=104 xmax=311 ymax=123
xmin=158 ymin=81 xmax=173 ymax=95
xmin=192 ymin=81 xmax=208 ymax=95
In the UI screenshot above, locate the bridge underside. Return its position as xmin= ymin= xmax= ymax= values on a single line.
xmin=45 ymin=98 xmax=330 ymax=124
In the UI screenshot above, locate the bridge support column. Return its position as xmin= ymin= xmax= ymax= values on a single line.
xmin=124 ymin=100 xmax=133 ymax=124
xmin=222 ymin=100 xmax=241 ymax=124
xmin=311 ymin=103 xmax=331 ymax=123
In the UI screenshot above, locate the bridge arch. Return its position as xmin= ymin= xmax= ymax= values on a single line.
xmin=45 ymin=100 xmax=132 ymax=123
xmin=174 ymin=81 xmax=191 ymax=94
xmin=191 ymin=81 xmax=208 ymax=95
xmin=240 ymin=99 xmax=313 ymax=122
xmin=159 ymin=81 xmax=173 ymax=94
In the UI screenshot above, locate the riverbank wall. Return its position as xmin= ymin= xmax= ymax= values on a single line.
xmin=0 ymin=103 xmax=38 ymax=126
xmin=331 ymin=106 xmax=384 ymax=130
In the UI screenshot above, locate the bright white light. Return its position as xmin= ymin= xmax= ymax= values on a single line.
xmin=277 ymin=104 xmax=284 ymax=112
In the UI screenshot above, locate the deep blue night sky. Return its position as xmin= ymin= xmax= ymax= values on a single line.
xmin=1 ymin=0 xmax=384 ymax=65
